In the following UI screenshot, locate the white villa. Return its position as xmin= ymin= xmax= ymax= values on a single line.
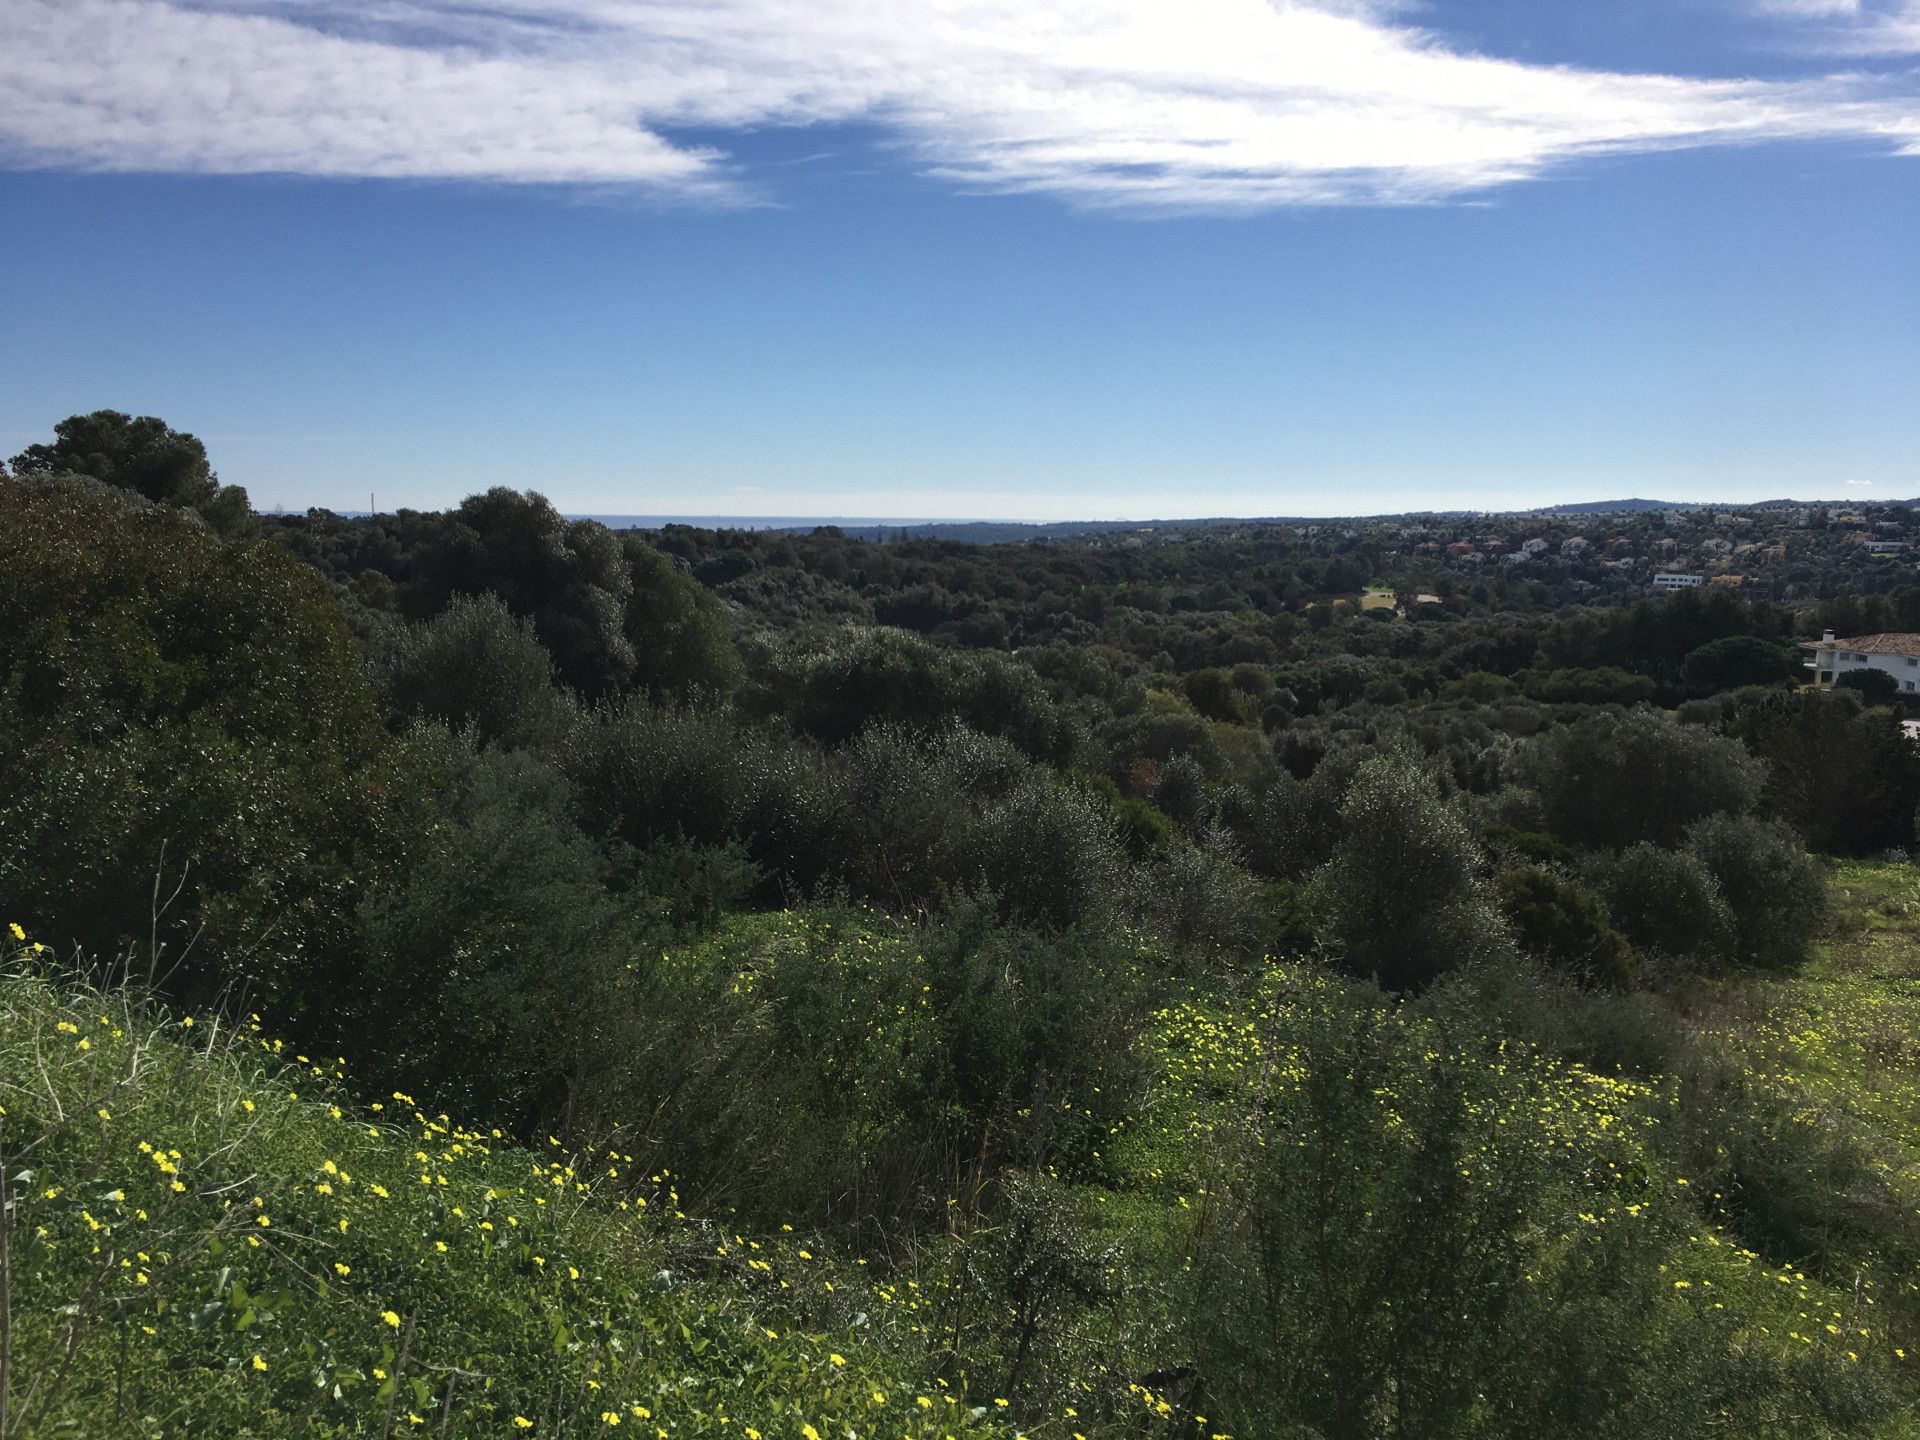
xmin=1803 ymin=631 xmax=1920 ymax=693
xmin=1651 ymin=572 xmax=1705 ymax=593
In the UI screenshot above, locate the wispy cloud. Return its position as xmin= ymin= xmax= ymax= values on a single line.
xmin=3 ymin=0 xmax=1918 ymax=210
xmin=1748 ymin=0 xmax=1920 ymax=53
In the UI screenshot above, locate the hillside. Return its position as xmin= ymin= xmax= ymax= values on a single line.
xmin=0 ymin=931 xmax=1006 ymax=1439
xmin=11 ymin=874 xmax=1920 ymax=1436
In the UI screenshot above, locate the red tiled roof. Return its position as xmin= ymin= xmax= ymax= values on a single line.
xmin=1811 ymin=633 xmax=1920 ymax=657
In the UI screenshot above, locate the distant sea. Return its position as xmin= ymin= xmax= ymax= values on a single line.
xmin=570 ymin=515 xmax=971 ymax=531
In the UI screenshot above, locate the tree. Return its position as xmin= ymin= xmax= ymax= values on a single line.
xmin=1584 ymin=844 xmax=1732 ymax=970
xmin=368 ymin=592 xmax=575 ymax=750
xmin=1683 ymin=812 xmax=1827 ymax=969
xmin=621 ymin=533 xmax=743 ymax=698
xmin=416 ymin=489 xmax=637 ymax=697
xmin=767 ymin=627 xmax=1078 ymax=762
xmin=1313 ymin=754 xmax=1511 ymax=991
xmin=1729 ymin=689 xmax=1920 ymax=854
xmin=1512 ymin=709 xmax=1766 ymax=850
xmin=1837 ymin=667 xmax=1901 ymax=705
xmin=10 ymin=410 xmax=253 ymax=536
xmin=1496 ymin=866 xmax=1633 ymax=987
xmin=0 ymin=472 xmax=395 ymax=1000
xmin=1680 ymin=635 xmax=1799 ymax=695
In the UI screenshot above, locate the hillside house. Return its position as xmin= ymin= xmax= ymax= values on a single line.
xmin=1804 ymin=632 xmax=1920 ymax=693
xmin=1651 ymin=572 xmax=1705 ymax=593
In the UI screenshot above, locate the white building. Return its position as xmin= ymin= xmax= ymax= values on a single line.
xmin=1651 ymin=572 xmax=1705 ymax=592
xmin=1803 ymin=631 xmax=1920 ymax=693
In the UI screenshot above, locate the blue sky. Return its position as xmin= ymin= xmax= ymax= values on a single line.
xmin=2 ymin=0 xmax=1917 ymax=520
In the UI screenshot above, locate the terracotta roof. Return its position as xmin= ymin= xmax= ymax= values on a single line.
xmin=1808 ymin=633 xmax=1920 ymax=657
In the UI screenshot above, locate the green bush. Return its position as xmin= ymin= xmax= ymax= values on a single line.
xmin=1683 ymin=812 xmax=1827 ymax=969
xmin=1168 ymin=977 xmax=1894 ymax=1440
xmin=1496 ymin=866 xmax=1634 ymax=987
xmin=0 ymin=474 xmax=399 ymax=1002
xmin=1585 ymin=844 xmax=1733 ymax=972
xmin=1513 ymin=709 xmax=1766 ymax=850
xmin=368 ymin=592 xmax=576 ymax=750
xmin=1312 ymin=753 xmax=1511 ymax=990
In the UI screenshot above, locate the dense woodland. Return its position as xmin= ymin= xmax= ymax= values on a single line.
xmin=10 ymin=410 xmax=1920 ymax=1436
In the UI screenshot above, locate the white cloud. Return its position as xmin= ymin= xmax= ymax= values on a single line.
xmin=2 ymin=0 xmax=1918 ymax=209
xmin=1748 ymin=0 xmax=1920 ymax=53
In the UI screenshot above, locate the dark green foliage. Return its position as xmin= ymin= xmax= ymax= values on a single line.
xmin=0 ymin=474 xmax=395 ymax=998
xmin=1837 ymin=667 xmax=1901 ymax=704
xmin=349 ymin=733 xmax=644 ymax=1123
xmin=560 ymin=696 xmax=828 ymax=881
xmin=368 ymin=592 xmax=576 ymax=749
xmin=1131 ymin=828 xmax=1270 ymax=952
xmin=1514 ymin=709 xmax=1767 ymax=850
xmin=1146 ymin=751 xmax=1208 ymax=829
xmin=1517 ymin=666 xmax=1658 ymax=705
xmin=1542 ymin=586 xmax=1792 ymax=690
xmin=10 ymin=409 xmax=253 ymax=536
xmin=21 ymin=444 xmax=1920 ymax=1438
xmin=621 ymin=532 xmax=744 ymax=697
xmin=416 ymin=488 xmax=637 ymax=696
xmin=1183 ymin=667 xmax=1252 ymax=723
xmin=763 ymin=627 xmax=1079 ymax=763
xmin=971 ymin=771 xmax=1125 ymax=930
xmin=1312 ymin=753 xmax=1511 ymax=990
xmin=1497 ymin=866 xmax=1634 ymax=986
xmin=1075 ymin=771 xmax=1177 ymax=858
xmin=1099 ymin=704 xmax=1225 ymax=778
xmin=1585 ymin=844 xmax=1733 ymax=971
xmin=632 ymin=835 xmax=761 ymax=929
xmin=1681 ymin=634 xmax=1800 ymax=694
xmin=1682 ymin=812 xmax=1827 ymax=969
xmin=1729 ymin=689 xmax=1920 ymax=854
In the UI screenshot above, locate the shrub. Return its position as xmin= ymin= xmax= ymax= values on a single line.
xmin=1311 ymin=753 xmax=1512 ymax=991
xmin=764 ymin=627 xmax=1078 ymax=763
xmin=1837 ymin=667 xmax=1901 ymax=705
xmin=0 ymin=474 xmax=398 ymax=1002
xmin=1497 ymin=866 xmax=1634 ymax=987
xmin=1512 ymin=709 xmax=1766 ymax=850
xmin=969 ymin=772 xmax=1125 ymax=931
xmin=1585 ymin=844 xmax=1733 ymax=971
xmin=1172 ymin=978 xmax=1863 ymax=1440
xmin=368 ymin=591 xmax=576 ymax=749
xmin=1682 ymin=812 xmax=1827 ymax=969
xmin=349 ymin=734 xmax=644 ymax=1123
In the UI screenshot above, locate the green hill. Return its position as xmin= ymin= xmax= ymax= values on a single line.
xmin=0 ymin=937 xmax=1006 ymax=1440
xmin=12 ymin=876 xmax=1920 ymax=1437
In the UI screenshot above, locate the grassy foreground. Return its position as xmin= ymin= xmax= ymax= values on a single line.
xmin=11 ymin=864 xmax=1920 ymax=1438
xmin=0 ymin=931 xmax=1005 ymax=1439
